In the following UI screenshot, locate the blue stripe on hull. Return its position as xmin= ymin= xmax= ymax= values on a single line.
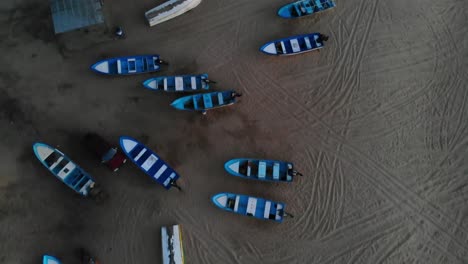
xmin=33 ymin=143 xmax=95 ymax=196
xmin=224 ymin=158 xmax=294 ymax=182
xmin=277 ymin=0 xmax=335 ymax=18
xmin=211 ymin=192 xmax=286 ymax=223
xmin=91 ymin=55 xmax=162 ymax=75
xmin=170 ymin=90 xmax=238 ymax=111
xmin=119 ymin=136 xmax=180 ymax=190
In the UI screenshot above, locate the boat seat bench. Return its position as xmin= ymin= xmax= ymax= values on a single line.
xmin=128 ymin=59 xmax=137 ymax=73
xmin=190 ymin=77 xmax=197 ymax=89
xmin=175 ymin=77 xmax=184 ymax=91
xmin=218 ymin=93 xmax=224 ymax=105
xmin=246 ymin=197 xmax=257 ymax=216
xmin=203 ymin=94 xmax=213 ymax=108
xmin=258 ymin=161 xmax=267 ymax=179
xmin=315 ymin=0 xmax=323 ymax=9
xmin=273 ymin=163 xmax=280 ymax=180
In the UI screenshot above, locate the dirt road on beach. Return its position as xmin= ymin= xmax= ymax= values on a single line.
xmin=0 ymin=0 xmax=467 ymax=263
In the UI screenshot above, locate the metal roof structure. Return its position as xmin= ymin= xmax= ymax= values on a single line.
xmin=50 ymin=0 xmax=104 ymax=34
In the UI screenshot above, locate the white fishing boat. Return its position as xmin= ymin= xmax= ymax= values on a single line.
xmin=161 ymin=225 xmax=185 ymax=264
xmin=145 ymin=0 xmax=202 ymax=27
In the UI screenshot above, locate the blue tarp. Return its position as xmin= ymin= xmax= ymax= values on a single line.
xmin=50 ymin=0 xmax=104 ymax=34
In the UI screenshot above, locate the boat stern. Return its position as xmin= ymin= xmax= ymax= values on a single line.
xmin=275 ymin=203 xmax=285 ymax=223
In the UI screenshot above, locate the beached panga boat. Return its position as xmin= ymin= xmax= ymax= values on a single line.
xmin=143 ymin=74 xmax=212 ymax=92
xmin=260 ymin=33 xmax=328 ymax=56
xmin=211 ymin=192 xmax=293 ymax=222
xmin=278 ymin=0 xmax=336 ymax=19
xmin=119 ymin=136 xmax=181 ymax=190
xmin=43 ymin=255 xmax=61 ymax=264
xmin=170 ymin=90 xmax=241 ymax=113
xmin=224 ymin=158 xmax=302 ymax=182
xmin=91 ymin=55 xmax=167 ymax=75
xmin=145 ymin=0 xmax=202 ymax=27
xmin=161 ymin=225 xmax=185 ymax=264
xmin=33 ymin=143 xmax=105 ymax=199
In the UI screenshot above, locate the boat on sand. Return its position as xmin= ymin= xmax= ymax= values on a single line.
xmin=145 ymin=0 xmax=202 ymax=27
xmin=211 ymin=192 xmax=293 ymax=222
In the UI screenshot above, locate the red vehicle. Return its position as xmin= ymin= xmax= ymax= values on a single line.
xmin=84 ymin=133 xmax=127 ymax=172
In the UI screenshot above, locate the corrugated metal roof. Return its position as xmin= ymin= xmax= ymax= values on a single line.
xmin=50 ymin=0 xmax=104 ymax=34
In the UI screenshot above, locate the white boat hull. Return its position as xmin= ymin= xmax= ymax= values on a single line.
xmin=145 ymin=0 xmax=202 ymax=27
xmin=161 ymin=225 xmax=184 ymax=264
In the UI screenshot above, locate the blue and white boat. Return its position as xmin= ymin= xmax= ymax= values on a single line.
xmin=119 ymin=136 xmax=181 ymax=190
xmin=260 ymin=33 xmax=328 ymax=56
xmin=91 ymin=55 xmax=167 ymax=75
xmin=33 ymin=143 xmax=102 ymax=198
xmin=170 ymin=90 xmax=241 ymax=113
xmin=224 ymin=158 xmax=302 ymax=182
xmin=278 ymin=0 xmax=336 ymax=19
xmin=143 ymin=74 xmax=212 ymax=92
xmin=211 ymin=193 xmax=292 ymax=222
xmin=43 ymin=255 xmax=61 ymax=264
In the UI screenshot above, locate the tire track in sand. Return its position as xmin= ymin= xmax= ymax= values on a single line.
xmin=371 ymin=227 xmax=414 ymax=264
xmin=176 ymin=209 xmax=241 ymax=263
xmin=330 ymin=140 xmax=468 ymax=262
xmin=410 ymin=3 xmax=467 ymax=192
xmin=320 ymin=219 xmax=406 ymax=264
xmin=251 ymin=54 xmax=468 ymax=262
xmin=275 ymin=2 xmax=468 ymax=259
xmin=307 ymin=0 xmax=380 ymax=119
xmin=291 ymin=147 xmax=345 ymax=240
xmin=233 ymin=62 xmax=347 ymax=239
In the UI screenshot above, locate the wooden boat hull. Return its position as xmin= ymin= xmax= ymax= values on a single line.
xmin=260 ymin=33 xmax=327 ymax=56
xmin=119 ymin=136 xmax=180 ymax=190
xmin=171 ymin=90 xmax=238 ymax=112
xmin=161 ymin=225 xmax=185 ymax=264
xmin=143 ymin=73 xmax=209 ymax=92
xmin=212 ymin=192 xmax=286 ymax=222
xmin=33 ymin=143 xmax=96 ymax=197
xmin=43 ymin=255 xmax=61 ymax=264
xmin=145 ymin=0 xmax=202 ymax=27
xmin=224 ymin=158 xmax=294 ymax=182
xmin=278 ymin=0 xmax=336 ymax=19
xmin=91 ymin=55 xmax=162 ymax=75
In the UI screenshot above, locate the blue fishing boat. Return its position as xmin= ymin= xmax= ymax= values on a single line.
xmin=43 ymin=255 xmax=61 ymax=264
xmin=33 ymin=143 xmax=105 ymax=199
xmin=143 ymin=74 xmax=212 ymax=92
xmin=91 ymin=55 xmax=167 ymax=75
xmin=170 ymin=90 xmax=242 ymax=114
xmin=260 ymin=33 xmax=328 ymax=56
xmin=224 ymin=158 xmax=302 ymax=182
xmin=119 ymin=136 xmax=181 ymax=190
xmin=211 ymin=193 xmax=293 ymax=222
xmin=278 ymin=0 xmax=336 ymax=19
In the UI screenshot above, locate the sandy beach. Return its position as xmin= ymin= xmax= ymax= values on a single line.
xmin=1 ymin=0 xmax=468 ymax=263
